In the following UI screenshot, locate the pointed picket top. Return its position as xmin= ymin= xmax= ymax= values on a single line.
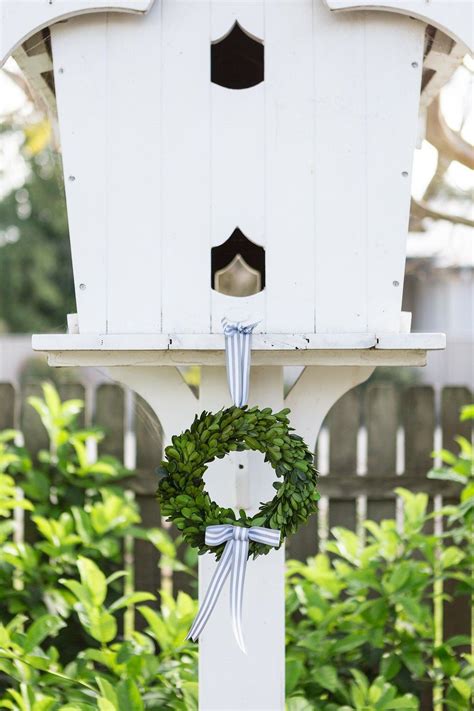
xmin=0 ymin=0 xmax=155 ymax=67
xmin=324 ymin=0 xmax=473 ymax=52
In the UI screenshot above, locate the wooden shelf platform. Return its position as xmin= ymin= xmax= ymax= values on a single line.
xmin=33 ymin=332 xmax=446 ymax=367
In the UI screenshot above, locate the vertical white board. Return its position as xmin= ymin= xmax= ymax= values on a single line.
xmin=199 ymin=366 xmax=285 ymax=711
xmin=52 ymin=16 xmax=109 ymax=333
xmin=265 ymin=0 xmax=315 ymax=334
xmin=161 ymin=0 xmax=211 ymax=333
xmin=365 ymin=13 xmax=424 ymax=332
xmin=210 ymin=1 xmax=265 ymax=332
xmin=313 ymin=3 xmax=368 ymax=333
xmin=106 ymin=4 xmax=162 ymax=333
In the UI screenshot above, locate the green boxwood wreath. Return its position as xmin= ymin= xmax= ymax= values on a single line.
xmin=158 ymin=405 xmax=319 ymax=559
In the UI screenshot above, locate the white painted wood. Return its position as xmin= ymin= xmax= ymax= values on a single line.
xmin=210 ymin=2 xmax=265 ymax=332
xmin=313 ymin=3 xmax=368 ymax=333
xmin=324 ymin=0 xmax=474 ymax=52
xmin=377 ymin=332 xmax=446 ymax=349
xmin=40 ymin=348 xmax=430 ymax=368
xmin=365 ymin=14 xmax=424 ymax=332
xmin=160 ymin=0 xmax=211 ymax=334
xmin=106 ymin=366 xmax=196 ymax=438
xmin=198 ymin=367 xmax=285 ymax=711
xmin=0 ymin=0 xmax=153 ymax=67
xmin=51 ymin=16 xmax=109 ymax=333
xmin=105 ymin=4 xmax=162 ymax=333
xmin=33 ymin=333 xmax=446 ymax=352
xmin=265 ymin=0 xmax=315 ymax=334
xmin=211 ymin=291 xmax=266 ymax=333
xmin=32 ymin=331 xmax=446 ymax=352
xmin=211 ymin=1 xmax=264 ymax=40
xmin=210 ymin=1 xmax=264 ymax=245
xmin=211 ymin=83 xmax=264 ymax=250
xmin=285 ymin=365 xmax=374 ymax=449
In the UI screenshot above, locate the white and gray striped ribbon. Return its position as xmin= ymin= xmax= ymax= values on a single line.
xmin=222 ymin=319 xmax=258 ymax=408
xmin=186 ymin=524 xmax=281 ymax=653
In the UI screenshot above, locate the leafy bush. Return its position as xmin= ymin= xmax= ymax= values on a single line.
xmin=0 ymin=385 xmax=472 ymax=710
xmin=286 ymin=404 xmax=473 ymax=710
xmin=0 ymin=384 xmax=198 ymax=710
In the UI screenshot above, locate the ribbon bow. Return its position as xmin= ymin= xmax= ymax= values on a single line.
xmin=222 ymin=319 xmax=258 ymax=408
xmin=186 ymin=524 xmax=281 ymax=652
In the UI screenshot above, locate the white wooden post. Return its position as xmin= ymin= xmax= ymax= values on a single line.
xmin=109 ymin=363 xmax=374 ymax=711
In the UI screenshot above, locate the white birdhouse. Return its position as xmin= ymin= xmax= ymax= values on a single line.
xmin=2 ymin=0 xmax=469 ymax=364
xmin=1 ymin=2 xmax=469 ymax=709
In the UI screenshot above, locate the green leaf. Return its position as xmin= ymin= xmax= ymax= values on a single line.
xmin=460 ymin=404 xmax=474 ymax=421
xmin=441 ymin=546 xmax=464 ymax=568
xmin=109 ymin=592 xmax=156 ymax=613
xmin=98 ymin=700 xmax=116 ymax=711
xmin=317 ymin=665 xmax=338 ymax=692
xmin=451 ymin=677 xmax=471 ymax=700
xmin=23 ymin=614 xmax=65 ymax=653
xmin=77 ymin=557 xmax=107 ymax=606
xmin=86 ymin=610 xmax=117 ymax=644
xmin=380 ymin=654 xmax=401 ymax=681
xmin=117 ymin=680 xmax=143 ymax=711
xmin=286 ymin=658 xmax=304 ymax=695
xmin=427 ymin=469 xmax=467 ymax=485
xmin=384 ymin=697 xmax=418 ymax=710
xmin=286 ymin=698 xmax=315 ymax=711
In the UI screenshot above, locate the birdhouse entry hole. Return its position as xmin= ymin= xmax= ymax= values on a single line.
xmin=211 ymin=21 xmax=264 ymax=90
xmin=211 ymin=228 xmax=265 ymax=298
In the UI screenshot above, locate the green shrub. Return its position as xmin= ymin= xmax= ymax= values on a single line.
xmin=286 ymin=403 xmax=473 ymax=710
xmin=0 ymin=385 xmax=472 ymax=710
xmin=0 ymin=384 xmax=198 ymax=710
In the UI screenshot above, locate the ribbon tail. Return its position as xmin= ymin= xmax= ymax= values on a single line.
xmin=186 ymin=539 xmax=233 ymax=642
xmin=230 ymin=537 xmax=249 ymax=653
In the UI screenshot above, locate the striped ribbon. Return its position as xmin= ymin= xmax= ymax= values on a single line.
xmin=222 ymin=319 xmax=258 ymax=408
xmin=186 ymin=525 xmax=281 ymax=652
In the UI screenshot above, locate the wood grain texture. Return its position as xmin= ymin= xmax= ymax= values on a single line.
xmin=324 ymin=0 xmax=473 ymax=51
xmin=265 ymin=0 xmax=314 ymax=334
xmin=133 ymin=393 xmax=162 ymax=606
xmin=366 ymin=383 xmax=399 ymax=521
xmin=94 ymin=383 xmax=125 ymax=460
xmin=0 ymin=383 xmax=15 ymax=431
xmin=0 ymin=0 xmax=154 ymax=66
xmin=160 ymin=0 xmax=211 ymax=334
xmin=402 ymin=386 xmax=435 ymax=477
xmin=327 ymin=387 xmax=360 ymax=533
xmin=51 ymin=16 xmax=108 ymax=333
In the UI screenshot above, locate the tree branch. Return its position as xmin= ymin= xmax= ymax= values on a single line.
xmin=411 ymin=197 xmax=474 ymax=229
xmin=426 ymin=95 xmax=474 ymax=170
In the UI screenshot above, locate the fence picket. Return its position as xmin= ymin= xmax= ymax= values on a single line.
xmin=134 ymin=393 xmax=162 ymax=608
xmin=327 ymin=387 xmax=360 ymax=533
xmin=0 ymin=383 xmax=15 ymax=431
xmin=402 ymin=385 xmax=435 ymax=477
xmin=95 ymin=383 xmax=125 ymax=460
xmin=366 ymin=384 xmax=399 ymax=522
